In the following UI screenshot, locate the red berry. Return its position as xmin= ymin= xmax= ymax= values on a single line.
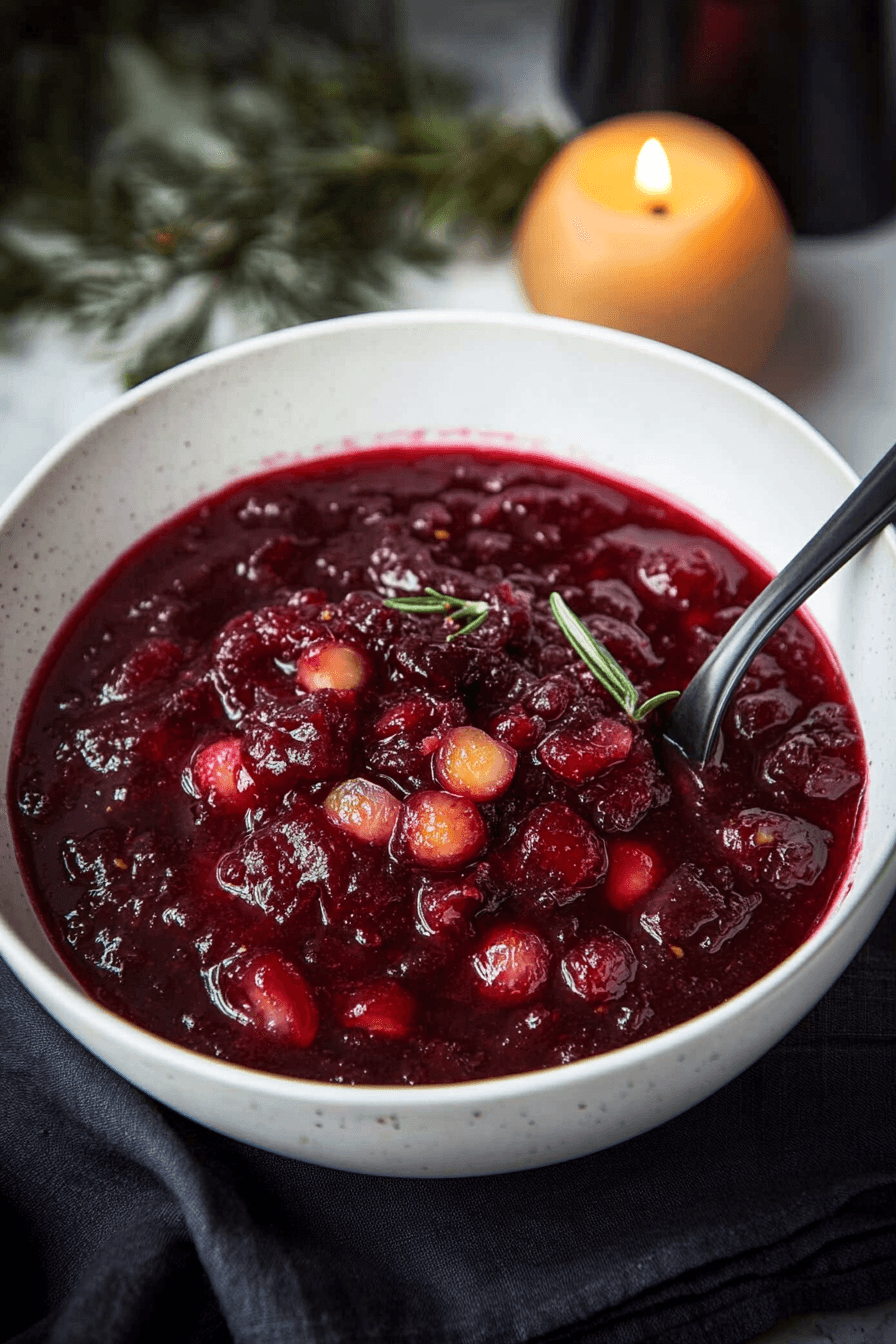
xmin=434 ymin=726 xmax=517 ymax=801
xmin=604 ymin=839 xmax=663 ymax=910
xmin=499 ymin=803 xmax=607 ymax=900
xmin=217 ymin=799 xmax=349 ymax=925
xmin=192 ymin=737 xmax=255 ymax=808
xmin=471 ymin=925 xmax=550 ymax=1004
xmin=338 ymin=980 xmax=416 ymax=1038
xmin=401 ymin=791 xmax=487 ymax=869
xmin=242 ymin=690 xmax=358 ymax=789
xmin=732 ymin=688 xmax=801 ymax=741
xmin=523 ymin=674 xmax=575 ymax=721
xmin=297 ymin=640 xmax=372 ymax=692
xmin=488 ymin=705 xmax=543 ymax=749
xmin=373 ymin=695 xmax=434 ymax=739
xmin=561 ymin=931 xmax=637 ymax=1003
xmin=761 ymin=703 xmax=863 ymax=801
xmin=605 ymin=525 xmax=746 ymax=612
xmin=538 ymin=717 xmax=633 ymax=784
xmin=226 ymin=951 xmax=318 ymax=1047
xmin=584 ymin=738 xmax=670 ymax=833
xmin=324 ymin=778 xmax=401 ymax=846
xmin=638 ymin=864 xmax=758 ymax=953
xmin=103 ymin=637 xmax=184 ymax=702
xmin=415 ymin=876 xmax=484 ymax=936
xmin=719 ymin=809 xmax=830 ymax=890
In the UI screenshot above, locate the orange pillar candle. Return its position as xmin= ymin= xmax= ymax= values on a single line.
xmin=514 ymin=112 xmax=790 ymax=379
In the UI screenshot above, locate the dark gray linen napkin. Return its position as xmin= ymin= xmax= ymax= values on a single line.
xmin=2 ymin=895 xmax=894 ymax=1344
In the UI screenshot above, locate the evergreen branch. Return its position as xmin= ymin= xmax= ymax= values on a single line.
xmin=0 ymin=31 xmax=563 ymax=385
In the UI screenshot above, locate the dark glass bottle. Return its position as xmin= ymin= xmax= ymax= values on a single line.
xmin=560 ymin=0 xmax=896 ymax=235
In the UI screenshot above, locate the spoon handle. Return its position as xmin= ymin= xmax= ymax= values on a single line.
xmin=664 ymin=441 xmax=896 ymax=765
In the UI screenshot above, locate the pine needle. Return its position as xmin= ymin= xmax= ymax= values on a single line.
xmin=0 ymin=27 xmax=562 ymax=385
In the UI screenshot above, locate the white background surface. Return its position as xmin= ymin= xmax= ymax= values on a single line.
xmin=1 ymin=1 xmax=894 ymax=1338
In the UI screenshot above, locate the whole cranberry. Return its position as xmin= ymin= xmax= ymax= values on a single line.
xmin=338 ymin=980 xmax=416 ymax=1039
xmin=499 ymin=803 xmax=607 ymax=901
xmin=538 ymin=716 xmax=633 ymax=785
xmin=470 ymin=924 xmax=551 ymax=1004
xmin=603 ymin=839 xmax=663 ymax=911
xmin=415 ymin=876 xmax=484 ymax=936
xmin=561 ymin=931 xmax=637 ymax=1003
xmin=719 ymin=809 xmax=830 ymax=891
xmin=218 ymin=950 xmax=318 ymax=1047
xmin=488 ymin=706 xmax=543 ymax=750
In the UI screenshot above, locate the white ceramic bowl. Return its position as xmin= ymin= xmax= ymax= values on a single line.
xmin=2 ymin=311 xmax=895 ymax=1178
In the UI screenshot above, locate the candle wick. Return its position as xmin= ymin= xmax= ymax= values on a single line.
xmin=649 ymin=202 xmax=669 ymax=216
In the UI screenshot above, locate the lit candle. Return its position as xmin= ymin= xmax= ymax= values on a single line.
xmin=514 ymin=112 xmax=790 ymax=379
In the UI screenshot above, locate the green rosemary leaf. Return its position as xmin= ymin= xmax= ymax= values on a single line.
xmin=632 ymin=691 xmax=681 ymax=721
xmin=383 ymin=587 xmax=489 ymax=642
xmin=446 ymin=608 xmax=489 ymax=642
xmin=549 ymin=592 xmax=679 ymax=721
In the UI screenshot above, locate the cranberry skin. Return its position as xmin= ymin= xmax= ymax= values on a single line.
xmin=245 ymin=534 xmax=304 ymax=586
xmin=638 ymin=863 xmax=759 ymax=953
xmin=373 ymin=695 xmax=436 ymax=739
xmin=719 ymin=809 xmax=830 ymax=891
xmin=538 ymin=717 xmax=633 ymax=785
xmin=102 ymin=638 xmax=185 ymax=702
xmin=297 ymin=640 xmax=373 ymax=693
xmin=434 ymin=726 xmax=517 ymax=801
xmin=584 ymin=738 xmax=670 ymax=833
xmin=522 ymin=674 xmax=575 ymax=721
xmin=242 ymin=690 xmax=358 ymax=790
xmin=583 ymin=614 xmax=660 ymax=670
xmin=585 ymin=578 xmax=642 ymax=623
xmin=191 ymin=737 xmax=256 ymax=809
xmin=338 ymin=980 xmax=416 ymax=1038
xmin=415 ymin=876 xmax=484 ymax=936
xmin=762 ymin=703 xmax=863 ymax=801
xmin=324 ymin=778 xmax=401 ymax=846
xmin=471 ymin=925 xmax=551 ymax=1004
xmin=499 ymin=803 xmax=607 ymax=900
xmin=488 ymin=706 xmax=543 ymax=750
xmin=604 ymin=525 xmax=747 ymax=612
xmin=221 ymin=951 xmax=318 ymax=1046
xmin=731 ymin=688 xmax=801 ymax=741
xmin=561 ymin=931 xmax=637 ymax=1003
xmin=212 ymin=606 xmax=303 ymax=716
xmin=216 ymin=800 xmax=350 ymax=925
xmin=604 ymin=839 xmax=663 ymax=911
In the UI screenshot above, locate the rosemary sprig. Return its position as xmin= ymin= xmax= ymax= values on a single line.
xmin=549 ymin=592 xmax=680 ymax=722
xmin=383 ymin=587 xmax=489 ymax=641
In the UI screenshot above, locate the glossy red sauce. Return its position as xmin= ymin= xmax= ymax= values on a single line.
xmin=9 ymin=449 xmax=866 ymax=1084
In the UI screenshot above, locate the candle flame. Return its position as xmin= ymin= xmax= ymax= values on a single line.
xmin=634 ymin=138 xmax=672 ymax=197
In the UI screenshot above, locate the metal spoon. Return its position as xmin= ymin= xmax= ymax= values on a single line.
xmin=663 ymin=441 xmax=896 ymax=766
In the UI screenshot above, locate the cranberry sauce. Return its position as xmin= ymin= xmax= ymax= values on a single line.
xmin=9 ymin=450 xmax=866 ymax=1085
